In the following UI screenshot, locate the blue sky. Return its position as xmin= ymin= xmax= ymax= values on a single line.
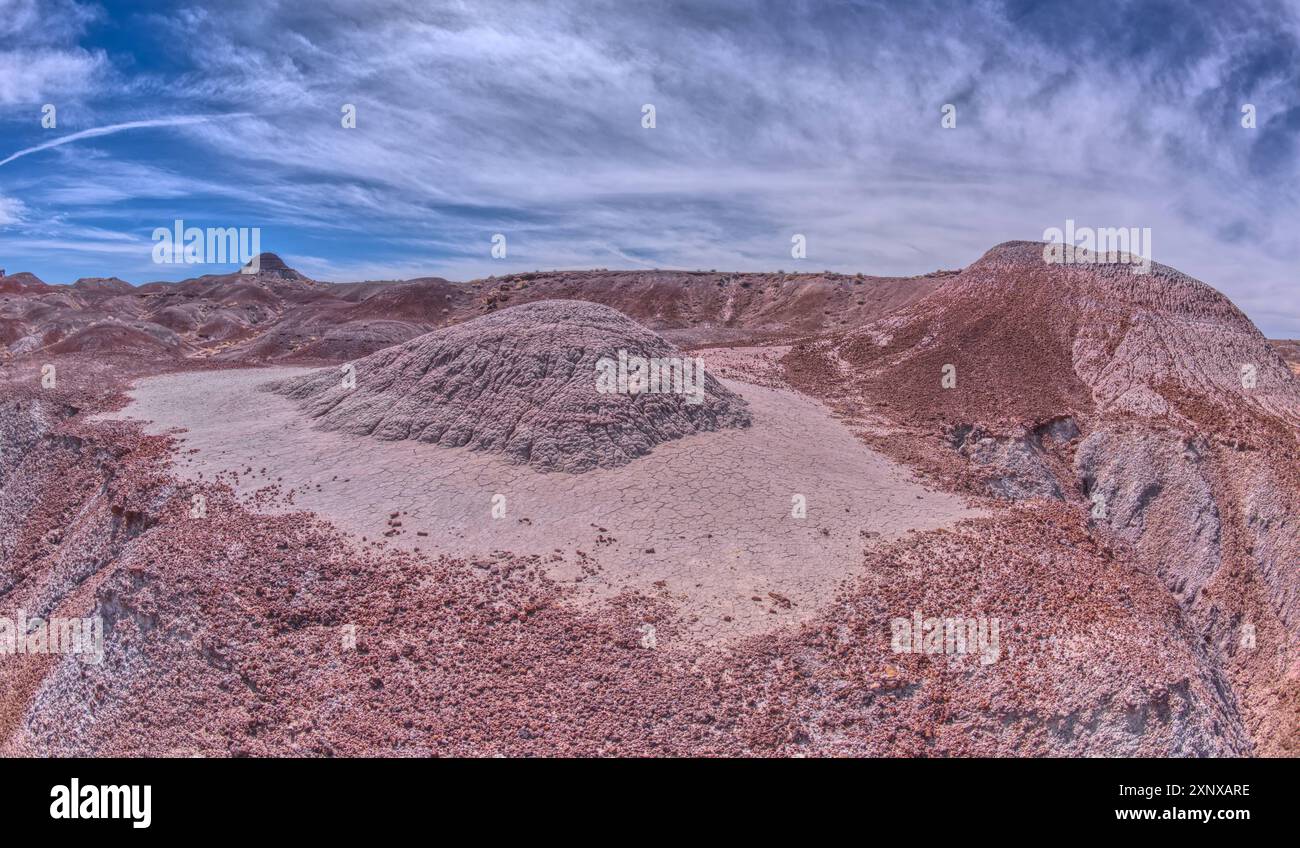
xmin=1 ymin=0 xmax=1298 ymax=335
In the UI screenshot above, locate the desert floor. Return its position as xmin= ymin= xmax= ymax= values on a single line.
xmin=102 ymin=358 xmax=979 ymax=643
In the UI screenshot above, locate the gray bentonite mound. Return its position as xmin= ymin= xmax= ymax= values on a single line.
xmin=265 ymin=300 xmax=751 ymax=472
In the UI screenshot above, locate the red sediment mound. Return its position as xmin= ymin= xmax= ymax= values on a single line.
xmin=72 ymin=277 xmax=134 ymax=294
xmin=3 ymin=255 xmax=941 ymax=363
xmin=470 ymin=269 xmax=940 ymax=343
xmin=337 ymin=278 xmax=462 ymax=322
xmin=195 ymin=314 xmax=254 ymax=342
xmin=0 ymin=272 xmax=50 ymax=295
xmin=287 ymin=320 xmax=429 ymax=361
xmin=248 ymin=279 xmax=469 ymax=361
xmin=45 ymin=323 xmax=182 ymax=356
xmin=788 ymin=240 xmax=1300 ymax=432
xmin=0 ymin=320 xmax=21 ymax=349
xmin=268 ymin=300 xmax=751 ymax=472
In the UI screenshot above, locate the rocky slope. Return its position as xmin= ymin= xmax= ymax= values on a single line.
xmin=785 ymin=241 xmax=1300 ymax=754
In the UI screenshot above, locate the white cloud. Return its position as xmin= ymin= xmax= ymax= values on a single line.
xmin=0 ymin=195 xmax=25 ymax=225
xmin=0 ymin=0 xmax=106 ymax=102
xmin=0 ymin=48 xmax=109 ymax=105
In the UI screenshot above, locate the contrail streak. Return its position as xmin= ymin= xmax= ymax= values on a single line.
xmin=0 ymin=114 xmax=250 ymax=167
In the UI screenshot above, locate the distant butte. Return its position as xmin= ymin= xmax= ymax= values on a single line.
xmin=242 ymin=252 xmax=308 ymax=280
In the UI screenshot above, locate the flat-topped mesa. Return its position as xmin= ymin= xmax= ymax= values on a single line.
xmin=265 ymin=299 xmax=751 ymax=472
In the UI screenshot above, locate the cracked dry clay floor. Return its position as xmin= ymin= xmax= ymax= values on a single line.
xmin=105 ymin=366 xmax=980 ymax=643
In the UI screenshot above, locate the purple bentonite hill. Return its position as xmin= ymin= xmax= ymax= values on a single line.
xmin=266 ymin=299 xmax=751 ymax=472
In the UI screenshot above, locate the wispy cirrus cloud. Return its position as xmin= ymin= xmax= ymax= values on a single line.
xmin=0 ymin=0 xmax=107 ymax=103
xmin=0 ymin=49 xmax=109 ymax=105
